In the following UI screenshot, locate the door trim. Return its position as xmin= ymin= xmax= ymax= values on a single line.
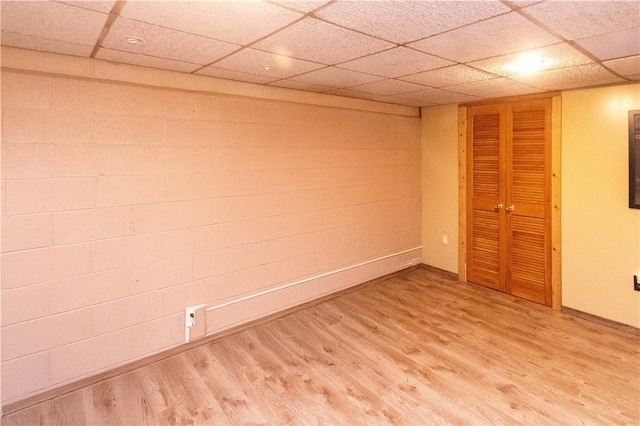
xmin=458 ymin=94 xmax=562 ymax=310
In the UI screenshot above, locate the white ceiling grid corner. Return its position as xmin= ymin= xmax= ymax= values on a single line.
xmin=1 ymin=1 xmax=109 ymax=53
xmin=521 ymin=0 xmax=640 ymax=40
xmin=468 ymin=43 xmax=595 ymax=78
xmin=603 ymin=56 xmax=640 ymax=80
xmin=103 ymin=17 xmax=241 ymax=64
xmin=313 ymin=0 xmax=511 ymax=44
xmin=251 ymin=17 xmax=395 ymax=64
xmin=407 ymin=12 xmax=562 ymax=63
xmin=338 ymin=46 xmax=455 ymax=79
xmin=576 ymin=27 xmax=640 ymax=61
xmin=118 ymin=0 xmax=305 ymax=45
xmin=202 ymin=47 xmax=326 ymax=79
xmin=0 ymin=0 xmax=638 ymax=107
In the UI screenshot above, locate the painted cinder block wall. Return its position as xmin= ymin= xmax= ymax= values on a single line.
xmin=0 ymin=48 xmax=422 ymax=405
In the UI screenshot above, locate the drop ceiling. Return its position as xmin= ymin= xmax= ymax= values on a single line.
xmin=1 ymin=0 xmax=638 ymax=107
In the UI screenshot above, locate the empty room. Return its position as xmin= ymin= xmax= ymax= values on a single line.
xmin=0 ymin=0 xmax=639 ymax=424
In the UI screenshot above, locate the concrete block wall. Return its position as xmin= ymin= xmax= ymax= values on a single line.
xmin=0 ymin=49 xmax=422 ymax=405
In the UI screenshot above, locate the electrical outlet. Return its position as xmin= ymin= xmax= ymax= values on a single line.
xmin=185 ymin=306 xmax=197 ymax=328
xmin=442 ymin=234 xmax=449 ymax=245
xmin=634 ymin=275 xmax=640 ymax=292
xmin=184 ymin=304 xmax=207 ymax=343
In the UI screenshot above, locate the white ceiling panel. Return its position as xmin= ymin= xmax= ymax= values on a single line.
xmin=103 ymin=18 xmax=240 ymax=65
xmin=0 ymin=31 xmax=94 ymax=56
xmin=395 ymin=88 xmax=482 ymax=105
xmin=324 ymin=88 xmax=400 ymax=103
xmin=522 ymin=0 xmax=640 ymax=40
xmin=196 ymin=67 xmax=279 ymax=84
xmin=512 ymin=64 xmax=625 ymax=90
xmin=268 ymin=79 xmax=333 ymax=93
xmin=269 ymin=0 xmax=332 ymax=13
xmin=95 ymin=48 xmax=202 ymax=73
xmin=408 ymin=12 xmax=561 ymax=63
xmin=446 ymin=77 xmax=540 ymax=97
xmin=577 ymin=27 xmax=640 ymax=61
xmin=315 ymin=0 xmax=511 ymax=44
xmin=1 ymin=0 xmax=637 ymax=107
xmin=289 ymin=66 xmax=383 ymax=88
xmin=1 ymin=1 xmax=108 ymax=46
xmin=58 ymin=1 xmax=116 ymax=13
xmin=252 ymin=17 xmax=395 ymax=65
xmin=603 ymin=56 xmax=640 ymax=79
xmin=210 ymin=48 xmax=325 ymax=79
xmin=119 ymin=0 xmax=304 ymax=45
xmin=338 ymin=47 xmax=454 ymax=79
xmin=349 ymin=79 xmax=427 ymax=96
xmin=400 ymin=64 xmax=497 ymax=88
xmin=468 ymin=43 xmax=594 ymax=78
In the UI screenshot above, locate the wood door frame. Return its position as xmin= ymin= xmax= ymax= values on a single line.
xmin=458 ymin=93 xmax=562 ymax=311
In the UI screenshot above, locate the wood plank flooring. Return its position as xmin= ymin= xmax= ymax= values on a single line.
xmin=4 ymin=267 xmax=639 ymax=425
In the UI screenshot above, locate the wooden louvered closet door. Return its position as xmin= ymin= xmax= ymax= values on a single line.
xmin=466 ymin=98 xmax=552 ymax=306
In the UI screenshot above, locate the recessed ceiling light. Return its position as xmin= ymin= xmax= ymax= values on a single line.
xmin=124 ymin=35 xmax=147 ymax=45
xmin=262 ymin=64 xmax=277 ymax=71
xmin=506 ymin=52 xmax=545 ymax=75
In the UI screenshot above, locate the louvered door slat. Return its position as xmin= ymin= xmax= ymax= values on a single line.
xmin=506 ymin=100 xmax=552 ymax=305
xmin=467 ymin=105 xmax=505 ymax=291
xmin=466 ymin=98 xmax=552 ymax=306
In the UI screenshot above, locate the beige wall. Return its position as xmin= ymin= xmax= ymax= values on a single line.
xmin=562 ymin=84 xmax=640 ymax=327
xmin=421 ymin=83 xmax=640 ymax=328
xmin=0 ymin=49 xmax=422 ymax=405
xmin=421 ymin=104 xmax=459 ymax=273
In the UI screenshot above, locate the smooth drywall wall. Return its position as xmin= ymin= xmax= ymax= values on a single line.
xmin=421 ymin=104 xmax=459 ymax=273
xmin=562 ymin=84 xmax=640 ymax=327
xmin=0 ymin=50 xmax=422 ymax=405
xmin=421 ymin=84 xmax=640 ymax=328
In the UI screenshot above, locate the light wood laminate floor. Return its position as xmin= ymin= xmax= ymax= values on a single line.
xmin=4 ymin=267 xmax=639 ymax=425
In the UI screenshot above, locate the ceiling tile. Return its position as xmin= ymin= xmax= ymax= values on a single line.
xmin=603 ymin=55 xmax=640 ymax=79
xmin=509 ymin=1 xmax=544 ymax=7
xmin=349 ymin=79 xmax=427 ymax=96
xmin=287 ymin=66 xmax=384 ymax=88
xmin=1 ymin=1 xmax=108 ymax=47
xmin=103 ymin=18 xmax=240 ymax=65
xmin=446 ymin=77 xmax=541 ymax=97
xmin=522 ymin=1 xmax=640 ymax=40
xmin=209 ymin=48 xmax=325 ymax=79
xmin=400 ymin=64 xmax=497 ymax=88
xmin=468 ymin=43 xmax=593 ymax=78
xmin=268 ymin=79 xmax=334 ymax=93
xmin=338 ymin=47 xmax=454 ymax=79
xmin=0 ymin=31 xmax=93 ymax=56
xmin=395 ymin=89 xmax=483 ymax=105
xmin=269 ymin=0 xmax=332 ymax=13
xmin=196 ymin=67 xmax=278 ymax=84
xmin=408 ymin=12 xmax=560 ymax=63
xmin=315 ymin=0 xmax=510 ymax=44
xmin=252 ymin=17 xmax=395 ymax=65
xmin=119 ymin=0 xmax=304 ymax=45
xmin=95 ymin=49 xmax=201 ymax=73
xmin=58 ymin=1 xmax=116 ymax=13
xmin=512 ymin=64 xmax=625 ymax=90
xmin=576 ymin=27 xmax=640 ymax=61
xmin=323 ymin=88 xmax=401 ymax=103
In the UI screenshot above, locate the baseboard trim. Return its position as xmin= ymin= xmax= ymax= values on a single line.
xmin=419 ymin=263 xmax=459 ymax=281
xmin=2 ymin=265 xmax=420 ymax=417
xmin=562 ymin=307 xmax=640 ymax=336
xmin=418 ymin=263 xmax=639 ymax=336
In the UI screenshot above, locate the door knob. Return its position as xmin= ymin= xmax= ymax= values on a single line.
xmin=494 ymin=203 xmax=504 ymax=210
xmin=506 ymin=204 xmax=515 ymax=211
